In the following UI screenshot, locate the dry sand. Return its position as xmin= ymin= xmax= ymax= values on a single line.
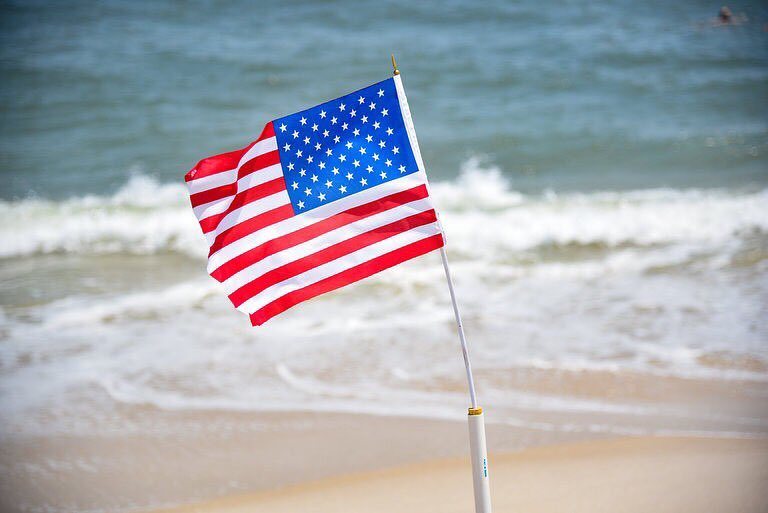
xmin=154 ymin=436 xmax=768 ymax=513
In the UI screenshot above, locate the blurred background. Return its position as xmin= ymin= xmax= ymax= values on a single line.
xmin=0 ymin=1 xmax=766 ymax=511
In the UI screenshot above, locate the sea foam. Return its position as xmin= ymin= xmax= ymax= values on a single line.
xmin=1 ymin=160 xmax=766 ymax=266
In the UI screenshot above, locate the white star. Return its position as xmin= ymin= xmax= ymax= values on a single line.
xmin=326 ymin=148 xmax=333 ymax=156
xmin=312 ymin=123 xmax=318 ymax=132
xmin=353 ymin=159 xmax=360 ymax=167
xmin=333 ymin=135 xmax=341 ymax=143
xmin=325 ymin=179 xmax=333 ymax=188
xmin=315 ymin=142 xmax=321 ymax=151
xmin=339 ymin=103 xmax=346 ymax=111
xmin=339 ymin=154 xmax=347 ymax=162
xmin=296 ymin=149 xmax=303 ymax=158
xmin=297 ymin=200 xmax=305 ymax=209
xmin=323 ymin=129 xmax=329 ymax=137
xmin=359 ymin=147 xmax=367 ymax=154
xmin=299 ymin=168 xmax=306 ymax=177
xmin=372 ymin=153 xmax=380 ymax=161
xmin=398 ymin=164 xmax=406 ymax=173
xmin=319 ymin=161 xmax=326 ymax=170
xmin=366 ymin=134 xmax=373 ymax=143
xmin=339 ymin=185 xmax=347 ymax=193
xmin=373 ymin=121 xmax=380 ymax=129
xmin=369 ymin=101 xmax=376 ymax=110
xmin=358 ymin=96 xmax=365 ymax=104
xmin=283 ymin=143 xmax=291 ymax=151
xmin=319 ymin=110 xmax=327 ymax=119
xmin=386 ymin=127 xmax=394 ymax=135
xmin=385 ymin=159 xmax=392 ymax=167
xmin=345 ymin=141 xmax=353 ymax=149
xmin=346 ymin=172 xmax=354 ymax=180
xmin=381 ymin=108 xmax=388 ymax=116
xmin=287 ymin=162 xmax=295 ymax=171
xmin=307 ymin=155 xmax=314 ymax=163
xmin=392 ymin=146 xmax=399 ymax=154
xmin=366 ymin=165 xmax=373 ymax=173
xmin=311 ymin=174 xmax=319 ymax=182
xmin=377 ymin=89 xmax=384 ymax=97
xmin=303 ymin=136 xmax=310 ymax=144
xmin=332 ymin=167 xmax=339 ymax=175
xmin=291 ymin=181 xmax=299 ymax=190
xmin=292 ymin=130 xmax=299 ymax=138
xmin=331 ymin=116 xmax=338 ymax=125
xmin=379 ymin=140 xmax=385 ymax=148
xmin=300 ymin=117 xmax=307 ymax=125
xmin=379 ymin=171 xmax=387 ymax=179
xmin=360 ymin=177 xmax=368 ymax=186
xmin=350 ymin=109 xmax=356 ymax=117
xmin=353 ymin=128 xmax=360 ymax=136
xmin=279 ymin=123 xmax=287 ymax=132
xmin=318 ymin=192 xmax=326 ymax=201
xmin=304 ymin=187 xmax=312 ymax=196
xmin=342 ymin=122 xmax=348 ymax=130
xmin=361 ymin=115 xmax=368 ymax=123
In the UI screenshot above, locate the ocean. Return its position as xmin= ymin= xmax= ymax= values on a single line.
xmin=0 ymin=1 xmax=767 ymax=509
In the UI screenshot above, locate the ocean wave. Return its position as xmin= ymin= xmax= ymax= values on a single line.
xmin=1 ymin=160 xmax=766 ymax=264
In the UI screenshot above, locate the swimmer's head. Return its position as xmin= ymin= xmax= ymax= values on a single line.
xmin=719 ymin=6 xmax=733 ymax=22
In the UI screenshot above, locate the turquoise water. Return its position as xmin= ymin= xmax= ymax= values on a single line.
xmin=1 ymin=0 xmax=766 ymax=199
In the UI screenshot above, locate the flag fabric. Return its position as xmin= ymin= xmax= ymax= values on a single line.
xmin=185 ymin=76 xmax=444 ymax=325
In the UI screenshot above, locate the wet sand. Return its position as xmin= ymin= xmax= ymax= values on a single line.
xmin=1 ymin=366 xmax=767 ymax=512
xmin=153 ymin=436 xmax=768 ymax=513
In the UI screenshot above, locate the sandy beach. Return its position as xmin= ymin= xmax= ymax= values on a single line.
xmin=2 ymin=367 xmax=766 ymax=512
xmin=153 ymin=436 xmax=768 ymax=513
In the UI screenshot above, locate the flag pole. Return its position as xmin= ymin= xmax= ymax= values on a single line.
xmin=391 ymin=55 xmax=492 ymax=513
xmin=439 ymin=247 xmax=492 ymax=513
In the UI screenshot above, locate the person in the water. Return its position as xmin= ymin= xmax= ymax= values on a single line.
xmin=711 ymin=5 xmax=748 ymax=26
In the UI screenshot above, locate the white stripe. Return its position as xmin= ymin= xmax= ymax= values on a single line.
xmin=238 ymin=136 xmax=278 ymax=169
xmin=186 ymin=168 xmax=236 ymax=195
xmin=194 ymin=194 xmax=232 ymax=221
xmin=237 ymin=163 xmax=283 ymax=191
xmin=192 ymin=163 xmax=284 ymax=221
xmin=206 ymin=172 xmax=427 ymax=273
xmin=222 ymin=197 xmax=435 ymax=294
xmin=209 ymin=190 xmax=292 ymax=238
xmin=186 ymin=137 xmax=277 ymax=196
xmin=237 ymin=222 xmax=442 ymax=314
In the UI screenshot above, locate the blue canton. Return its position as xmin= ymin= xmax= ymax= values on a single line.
xmin=273 ymin=78 xmax=419 ymax=214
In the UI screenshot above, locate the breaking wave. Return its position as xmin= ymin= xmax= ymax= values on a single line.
xmin=1 ymin=159 xmax=766 ymax=267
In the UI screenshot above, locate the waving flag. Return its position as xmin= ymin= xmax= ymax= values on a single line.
xmin=185 ymin=76 xmax=444 ymax=325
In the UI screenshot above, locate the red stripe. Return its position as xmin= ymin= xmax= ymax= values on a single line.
xmin=190 ymin=182 xmax=236 ymax=209
xmin=207 ymin=204 xmax=295 ymax=257
xmin=210 ymin=184 xmax=429 ymax=282
xmin=185 ymin=122 xmax=275 ymax=182
xmin=238 ymin=151 xmax=280 ymax=180
xmin=249 ymin=233 xmax=445 ymax=325
xmin=189 ymin=151 xmax=280 ymax=209
xmin=198 ymin=177 xmax=287 ymax=234
xmin=228 ymin=210 xmax=438 ymax=307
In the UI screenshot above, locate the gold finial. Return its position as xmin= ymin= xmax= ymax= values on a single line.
xmin=391 ymin=54 xmax=400 ymax=76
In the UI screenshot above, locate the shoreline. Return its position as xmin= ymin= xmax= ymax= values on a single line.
xmin=151 ymin=435 xmax=768 ymax=513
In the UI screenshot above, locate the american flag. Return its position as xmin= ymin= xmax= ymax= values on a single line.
xmin=185 ymin=76 xmax=444 ymax=325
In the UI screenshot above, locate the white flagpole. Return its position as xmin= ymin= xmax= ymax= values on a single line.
xmin=440 ymin=247 xmax=492 ymax=513
xmin=391 ymin=54 xmax=492 ymax=513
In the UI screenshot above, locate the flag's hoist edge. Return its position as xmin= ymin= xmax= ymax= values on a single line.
xmin=185 ymin=75 xmax=444 ymax=325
